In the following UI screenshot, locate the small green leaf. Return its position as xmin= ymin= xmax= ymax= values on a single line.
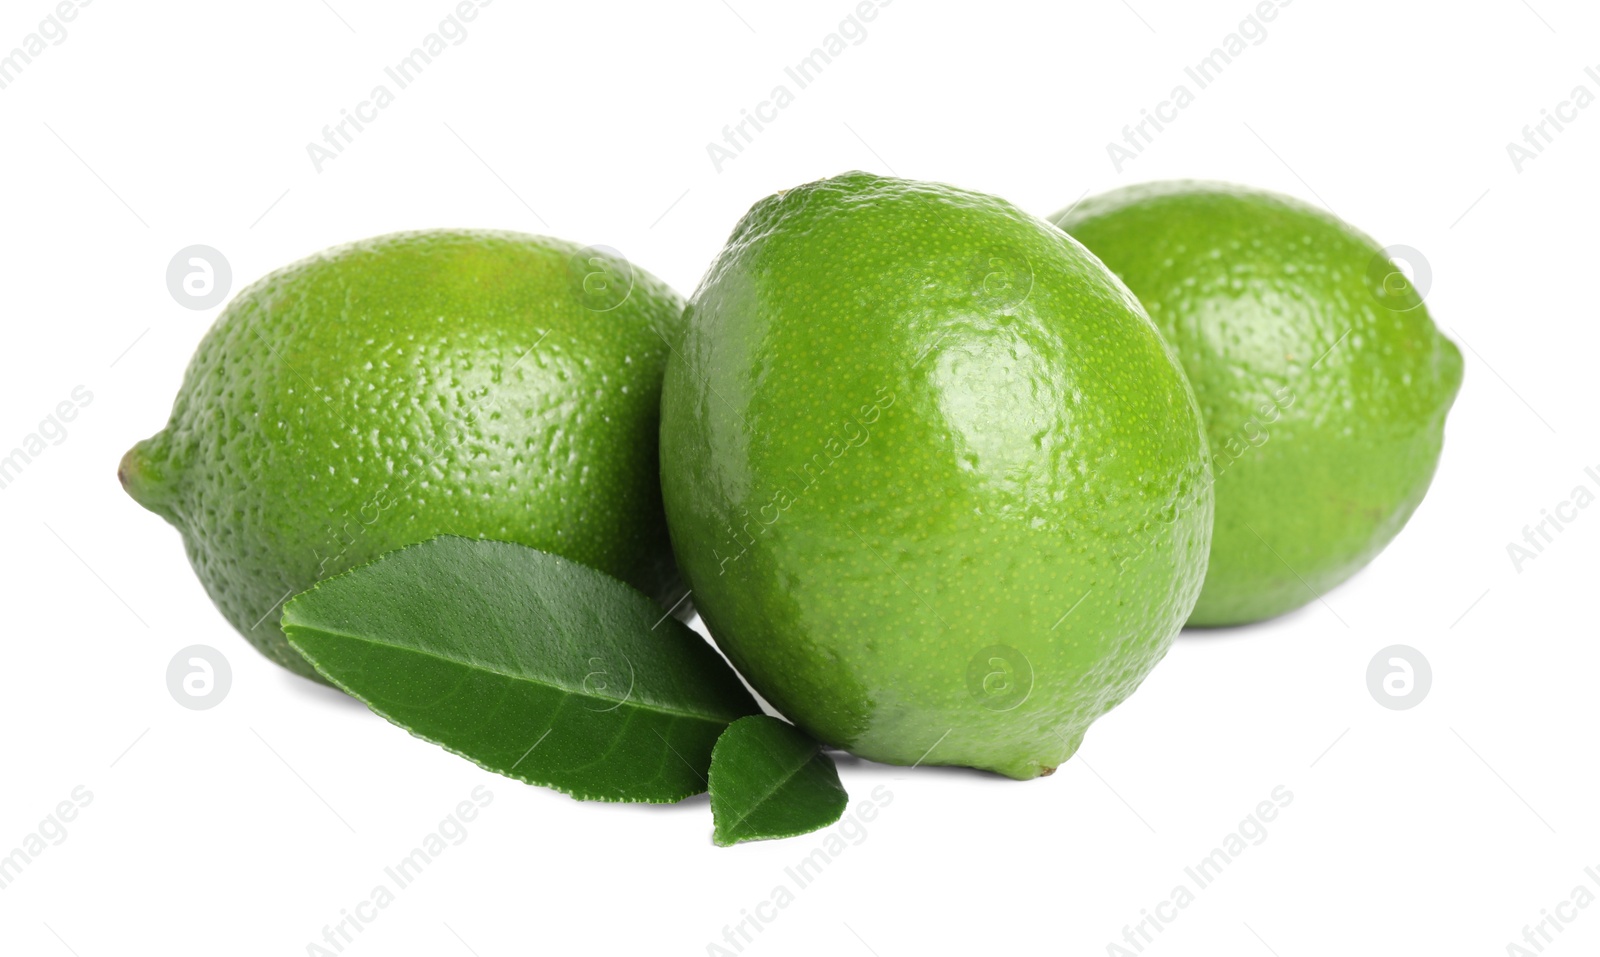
xmin=709 ymin=716 xmax=849 ymax=846
xmin=281 ymin=537 xmax=759 ymax=803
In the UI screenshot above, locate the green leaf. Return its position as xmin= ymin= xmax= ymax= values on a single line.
xmin=708 ymin=716 xmax=849 ymax=846
xmin=281 ymin=537 xmax=759 ymax=803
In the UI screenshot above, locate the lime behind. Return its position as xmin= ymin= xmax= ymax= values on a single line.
xmin=661 ymin=172 xmax=1213 ymax=779
xmin=121 ymin=230 xmax=686 ymax=680
xmin=1056 ymin=183 xmax=1463 ymax=626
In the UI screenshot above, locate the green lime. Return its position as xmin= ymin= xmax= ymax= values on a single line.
xmin=1057 ymin=182 xmax=1462 ymax=626
xmin=661 ymin=173 xmax=1212 ymax=779
xmin=121 ymin=230 xmax=686 ymax=680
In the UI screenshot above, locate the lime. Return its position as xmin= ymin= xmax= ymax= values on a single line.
xmin=1058 ymin=182 xmax=1462 ymax=625
xmin=121 ymin=230 xmax=686 ymax=679
xmin=661 ymin=173 xmax=1212 ymax=778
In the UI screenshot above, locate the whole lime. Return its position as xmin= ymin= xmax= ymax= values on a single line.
xmin=660 ymin=173 xmax=1212 ymax=779
xmin=121 ymin=230 xmax=686 ymax=680
xmin=1056 ymin=182 xmax=1462 ymax=626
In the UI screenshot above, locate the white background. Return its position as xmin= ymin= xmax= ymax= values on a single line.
xmin=2 ymin=1 xmax=1596 ymax=954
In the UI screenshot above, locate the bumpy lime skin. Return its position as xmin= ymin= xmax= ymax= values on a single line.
xmin=120 ymin=230 xmax=686 ymax=681
xmin=661 ymin=173 xmax=1213 ymax=779
xmin=1057 ymin=182 xmax=1463 ymax=626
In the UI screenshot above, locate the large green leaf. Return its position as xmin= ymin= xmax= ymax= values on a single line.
xmin=281 ymin=537 xmax=759 ymax=803
xmin=709 ymin=716 xmax=848 ymax=846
